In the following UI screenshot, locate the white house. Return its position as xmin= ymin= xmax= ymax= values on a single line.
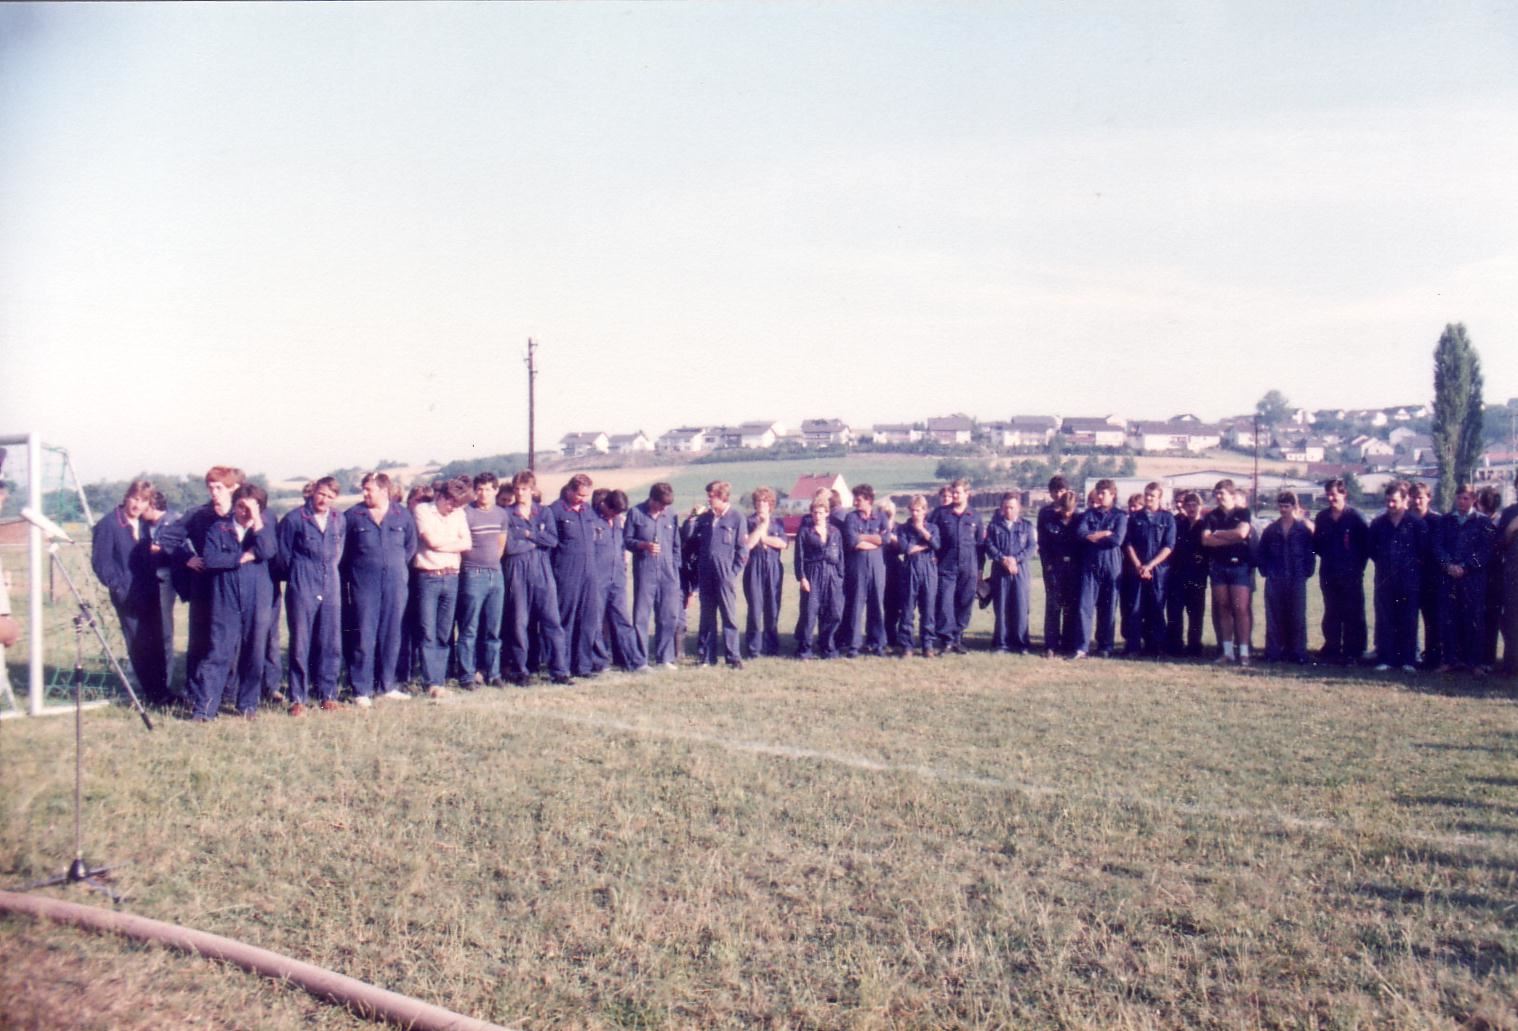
xmin=1127 ymin=421 xmax=1222 ymax=454
xmin=655 ymin=427 xmax=710 ymax=453
xmin=1350 ymin=435 xmax=1395 ymax=460
xmin=560 ymin=431 xmax=610 ymax=457
xmin=801 ymin=418 xmax=852 ymax=448
xmin=608 ymin=431 xmax=653 ymax=454
xmin=926 ymin=414 xmax=975 ymax=445
xmin=1383 ymin=404 xmax=1430 ymax=422
xmin=1281 ymin=440 xmax=1327 ymax=464
xmin=983 ymin=415 xmax=1059 ymax=449
xmin=1061 ymin=416 xmax=1127 ymax=449
xmin=871 ymin=423 xmax=923 ymax=444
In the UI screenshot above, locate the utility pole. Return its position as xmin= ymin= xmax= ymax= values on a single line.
xmin=1252 ymin=414 xmax=1261 ymax=511
xmin=525 ymin=337 xmax=538 ymax=472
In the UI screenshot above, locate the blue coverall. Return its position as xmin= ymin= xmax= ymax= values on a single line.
xmin=191 ymin=515 xmax=278 ymax=718
xmin=91 ymin=506 xmax=169 ymax=705
xmin=930 ymin=505 xmax=983 ymax=652
xmin=894 ymin=520 xmax=940 ymax=652
xmin=1258 ymin=519 xmax=1315 ymax=663
xmin=984 ymin=514 xmax=1036 ymax=653
xmin=549 ymin=498 xmax=605 ymax=678
xmin=625 ymin=501 xmax=682 ymax=667
xmin=1369 ymin=511 xmax=1427 ymax=668
xmin=1036 ymin=504 xmax=1082 ymax=654
xmin=504 ymin=502 xmax=568 ymax=682
xmin=278 ymin=501 xmax=346 ymax=705
xmin=843 ymin=509 xmax=890 ymax=657
xmin=1435 ymin=512 xmax=1496 ymax=668
xmin=342 ymin=502 xmax=417 ymax=697
xmin=743 ymin=515 xmax=788 ymax=658
xmin=1120 ymin=508 xmax=1175 ymax=657
xmin=687 ymin=507 xmax=749 ymax=666
xmin=1076 ymin=506 xmax=1128 ymax=656
xmin=592 ymin=512 xmax=642 ymax=673
xmin=794 ymin=515 xmax=844 ymax=659
xmin=1314 ymin=506 xmax=1370 ymax=662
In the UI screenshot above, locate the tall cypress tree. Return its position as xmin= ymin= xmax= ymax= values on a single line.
xmin=1430 ymin=322 xmax=1485 ymax=510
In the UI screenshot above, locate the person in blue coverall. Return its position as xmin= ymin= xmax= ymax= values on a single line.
xmin=278 ymin=476 xmax=346 ymax=713
xmin=930 ymin=479 xmax=983 ymax=654
xmin=1037 ymin=479 xmax=1081 ymax=657
xmin=1120 ymin=483 xmax=1175 ymax=658
xmin=842 ymin=484 xmax=890 ymax=658
xmin=1074 ymin=480 xmax=1127 ymax=659
xmin=188 ymin=484 xmax=278 ymax=721
xmin=895 ymin=493 xmax=940 ymax=657
xmin=742 ymin=486 xmax=788 ymax=658
xmin=1117 ymin=493 xmax=1147 ymax=652
xmin=1313 ymin=478 xmax=1369 ymax=665
xmin=1435 ymin=483 xmax=1497 ymax=674
xmin=591 ymin=488 xmax=643 ymax=674
xmin=550 ymin=473 xmax=603 ymax=679
xmin=141 ymin=489 xmax=182 ymax=704
xmin=1409 ymin=482 xmax=1443 ymax=667
xmin=686 ymin=480 xmax=749 ymax=668
xmin=157 ymin=466 xmax=244 ymax=699
xmin=878 ymin=498 xmax=904 ymax=652
xmin=625 ymin=482 xmax=682 ymax=670
xmin=1166 ymin=491 xmax=1209 ymax=658
xmin=503 ymin=469 xmax=569 ymax=686
xmin=91 ymin=479 xmax=172 ymax=706
xmin=342 ymin=472 xmax=417 ymax=703
xmin=794 ymin=491 xmax=845 ymax=660
xmin=1368 ymin=482 xmax=1427 ymax=671
xmin=1257 ymin=491 xmax=1315 ymax=664
xmin=985 ymin=491 xmax=1038 ymax=654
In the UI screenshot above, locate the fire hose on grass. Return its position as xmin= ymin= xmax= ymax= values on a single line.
xmin=0 ymin=890 xmax=513 ymax=1031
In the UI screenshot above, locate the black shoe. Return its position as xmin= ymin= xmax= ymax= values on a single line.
xmin=949 ymin=643 xmax=968 ymax=655
xmin=488 ymin=676 xmax=506 ymax=688
xmin=727 ymin=659 xmax=745 ymax=670
xmin=550 ymin=673 xmax=572 ymax=685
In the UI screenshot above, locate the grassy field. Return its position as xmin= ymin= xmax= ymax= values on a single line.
xmin=2 ymin=652 xmax=1515 ymax=1029
xmin=3 ymin=523 xmax=1516 ymax=1028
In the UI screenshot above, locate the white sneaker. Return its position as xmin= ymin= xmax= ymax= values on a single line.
xmin=1400 ymin=664 xmax=1418 ymax=673
xmin=383 ymin=688 xmax=410 ymax=700
xmin=353 ymin=695 xmax=372 ymax=708
xmin=1374 ymin=663 xmax=1391 ymax=672
xmin=659 ymin=662 xmax=678 ymax=671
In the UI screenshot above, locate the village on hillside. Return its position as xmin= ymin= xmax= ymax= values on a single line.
xmin=560 ymin=403 xmax=1518 ymax=511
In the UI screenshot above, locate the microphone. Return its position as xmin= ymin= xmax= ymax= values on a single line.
xmin=21 ymin=506 xmax=75 ymax=545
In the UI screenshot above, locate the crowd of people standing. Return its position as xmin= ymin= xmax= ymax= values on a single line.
xmin=89 ymin=466 xmax=1518 ymax=720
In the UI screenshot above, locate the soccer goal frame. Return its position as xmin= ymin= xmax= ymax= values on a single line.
xmin=1 ymin=431 xmax=99 ymax=718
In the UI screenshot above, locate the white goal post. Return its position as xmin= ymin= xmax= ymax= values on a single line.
xmin=1 ymin=433 xmax=46 ymax=715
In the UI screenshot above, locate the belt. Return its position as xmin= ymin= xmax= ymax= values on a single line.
xmin=417 ymin=568 xmax=459 ymax=577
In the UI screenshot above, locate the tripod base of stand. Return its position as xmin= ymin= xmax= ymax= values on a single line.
xmin=16 ymin=860 xmax=123 ymax=903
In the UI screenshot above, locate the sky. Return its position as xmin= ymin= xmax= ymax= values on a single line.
xmin=2 ymin=1 xmax=1516 ymax=483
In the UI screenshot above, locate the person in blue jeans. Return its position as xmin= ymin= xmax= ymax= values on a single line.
xmin=455 ymin=473 xmax=507 ymax=687
xmin=412 ymin=477 xmax=472 ymax=697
